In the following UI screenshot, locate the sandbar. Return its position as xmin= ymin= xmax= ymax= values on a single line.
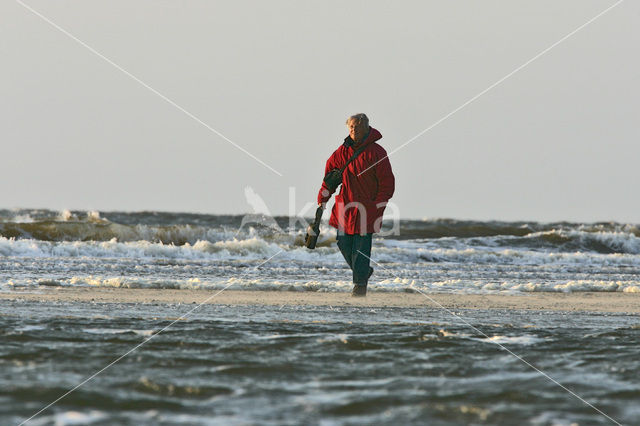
xmin=1 ymin=288 xmax=639 ymax=314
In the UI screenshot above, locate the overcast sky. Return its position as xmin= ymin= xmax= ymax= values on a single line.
xmin=1 ymin=1 xmax=638 ymax=222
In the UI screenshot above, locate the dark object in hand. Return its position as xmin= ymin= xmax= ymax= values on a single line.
xmin=323 ymin=169 xmax=343 ymax=192
xmin=304 ymin=206 xmax=324 ymax=249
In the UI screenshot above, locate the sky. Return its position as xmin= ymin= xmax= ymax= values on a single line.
xmin=1 ymin=0 xmax=638 ymax=222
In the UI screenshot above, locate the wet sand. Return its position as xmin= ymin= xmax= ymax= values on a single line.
xmin=2 ymin=288 xmax=639 ymax=313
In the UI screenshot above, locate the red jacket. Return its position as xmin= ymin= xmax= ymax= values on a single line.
xmin=317 ymin=127 xmax=395 ymax=234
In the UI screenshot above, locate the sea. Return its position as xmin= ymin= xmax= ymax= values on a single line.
xmin=1 ymin=209 xmax=639 ymax=425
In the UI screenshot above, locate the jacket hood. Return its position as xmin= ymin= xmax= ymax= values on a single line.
xmin=344 ymin=127 xmax=382 ymax=149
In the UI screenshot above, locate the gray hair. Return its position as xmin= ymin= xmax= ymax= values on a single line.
xmin=346 ymin=113 xmax=369 ymax=127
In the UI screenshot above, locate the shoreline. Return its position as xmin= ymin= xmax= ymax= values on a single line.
xmin=2 ymin=288 xmax=640 ymax=313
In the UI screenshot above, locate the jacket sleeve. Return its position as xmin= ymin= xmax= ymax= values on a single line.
xmin=317 ymin=149 xmax=340 ymax=205
xmin=373 ymin=147 xmax=395 ymax=205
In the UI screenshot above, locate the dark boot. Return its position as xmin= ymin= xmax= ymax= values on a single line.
xmin=351 ymin=268 xmax=373 ymax=297
xmin=351 ymin=285 xmax=367 ymax=297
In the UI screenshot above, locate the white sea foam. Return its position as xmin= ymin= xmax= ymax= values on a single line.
xmin=438 ymin=329 xmax=473 ymax=339
xmin=10 ymin=214 xmax=35 ymax=223
xmin=15 ymin=325 xmax=47 ymax=332
xmin=24 ymin=238 xmax=626 ymax=268
xmin=5 ymin=275 xmax=354 ymax=293
xmin=28 ymin=410 xmax=107 ymax=426
xmin=375 ymin=238 xmax=640 ymax=267
xmin=87 ymin=210 xmax=102 ymax=221
xmin=4 ymin=273 xmax=640 ymax=294
xmin=58 ymin=209 xmax=77 ymax=221
xmin=481 ymin=335 xmax=544 ymax=346
xmin=0 ymin=236 xmax=283 ymax=261
xmin=508 ymin=280 xmax=640 ymax=293
xmin=317 ymin=334 xmax=349 ymax=344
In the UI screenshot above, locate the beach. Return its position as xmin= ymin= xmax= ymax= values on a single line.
xmin=3 ymin=288 xmax=640 ymax=313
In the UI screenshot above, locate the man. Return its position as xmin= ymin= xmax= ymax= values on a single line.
xmin=317 ymin=113 xmax=395 ymax=296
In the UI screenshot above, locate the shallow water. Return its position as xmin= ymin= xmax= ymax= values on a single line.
xmin=2 ymin=300 xmax=639 ymax=425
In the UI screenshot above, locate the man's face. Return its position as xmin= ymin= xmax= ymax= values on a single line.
xmin=348 ymin=120 xmax=368 ymax=143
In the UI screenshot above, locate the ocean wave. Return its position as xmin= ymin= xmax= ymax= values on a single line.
xmin=445 ymin=228 xmax=640 ymax=256
xmin=0 ymin=236 xmax=285 ymax=260
xmin=0 ymin=210 xmax=329 ymax=248
xmin=375 ymin=241 xmax=640 ymax=267
xmin=3 ymin=234 xmax=640 ymax=270
xmin=0 ymin=220 xmax=235 ymax=245
xmin=431 ymin=228 xmax=640 ymax=255
xmin=525 ymin=229 xmax=640 ymax=254
xmin=2 ymin=209 xmax=639 ymax=248
xmin=2 ymin=210 xmax=640 ymax=270
xmin=0 ymin=233 xmax=347 ymax=266
xmin=397 ymin=219 xmax=540 ymax=239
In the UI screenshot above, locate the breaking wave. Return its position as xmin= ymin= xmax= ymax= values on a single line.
xmin=1 ymin=209 xmax=639 ymax=255
xmin=2 ymin=209 xmax=640 ymax=295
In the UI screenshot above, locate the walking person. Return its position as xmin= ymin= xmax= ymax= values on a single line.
xmin=316 ymin=113 xmax=395 ymax=296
